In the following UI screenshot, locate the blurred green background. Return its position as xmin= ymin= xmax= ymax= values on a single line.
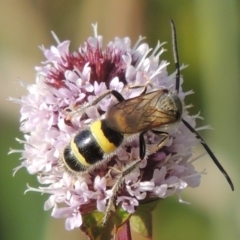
xmin=1 ymin=0 xmax=239 ymax=239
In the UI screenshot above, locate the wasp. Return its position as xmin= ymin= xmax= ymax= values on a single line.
xmin=60 ymin=20 xmax=234 ymax=225
xmin=61 ymin=87 xmax=180 ymax=175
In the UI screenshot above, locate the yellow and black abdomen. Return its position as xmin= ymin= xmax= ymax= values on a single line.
xmin=62 ymin=119 xmax=124 ymax=174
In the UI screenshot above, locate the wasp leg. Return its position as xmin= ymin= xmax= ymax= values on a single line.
xmin=128 ymin=84 xmax=148 ymax=95
xmin=128 ymin=81 xmax=153 ymax=96
xmin=127 ymin=72 xmax=154 ymax=95
xmin=67 ymin=90 xmax=125 ymax=119
xmin=102 ymin=131 xmax=168 ymax=225
xmin=102 ymin=132 xmax=146 ymax=226
xmin=102 ymin=158 xmax=142 ymax=226
xmin=151 ymin=130 xmax=169 ymax=152
xmin=90 ymin=89 xmax=125 ymax=105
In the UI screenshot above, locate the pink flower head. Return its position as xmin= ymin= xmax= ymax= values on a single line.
xmin=10 ymin=24 xmax=204 ymax=230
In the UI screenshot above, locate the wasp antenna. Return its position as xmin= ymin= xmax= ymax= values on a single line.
xmin=182 ymin=119 xmax=234 ymax=191
xmin=170 ymin=19 xmax=180 ymax=93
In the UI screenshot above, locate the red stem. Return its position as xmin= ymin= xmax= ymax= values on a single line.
xmin=117 ymin=221 xmax=132 ymax=240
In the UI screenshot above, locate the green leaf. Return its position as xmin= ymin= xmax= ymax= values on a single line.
xmin=80 ymin=207 xmax=132 ymax=240
xmin=130 ymin=200 xmax=160 ymax=238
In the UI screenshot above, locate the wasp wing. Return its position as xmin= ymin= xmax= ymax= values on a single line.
xmin=105 ymin=90 xmax=179 ymax=133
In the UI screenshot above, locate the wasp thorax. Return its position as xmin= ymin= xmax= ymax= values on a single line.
xmin=158 ymin=90 xmax=182 ymax=121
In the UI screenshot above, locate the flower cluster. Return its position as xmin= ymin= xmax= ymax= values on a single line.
xmin=10 ymin=24 xmax=202 ymax=230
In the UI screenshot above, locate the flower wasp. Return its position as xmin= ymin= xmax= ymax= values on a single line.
xmin=60 ymin=20 xmax=234 ymax=225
